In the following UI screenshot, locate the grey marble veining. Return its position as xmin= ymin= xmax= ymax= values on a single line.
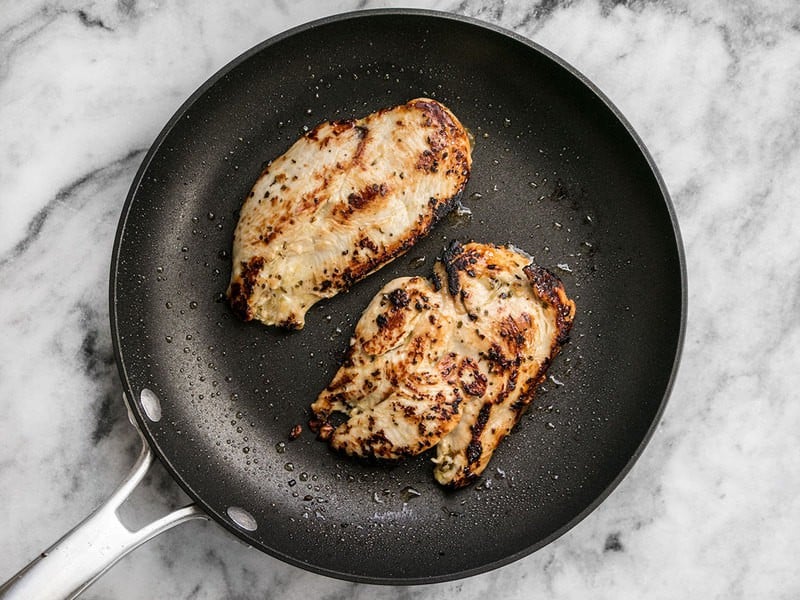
xmin=2 ymin=0 xmax=799 ymax=598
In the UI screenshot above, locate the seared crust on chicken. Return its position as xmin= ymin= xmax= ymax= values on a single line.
xmin=227 ymin=98 xmax=472 ymax=329
xmin=431 ymin=243 xmax=576 ymax=487
xmin=310 ymin=276 xmax=462 ymax=459
xmin=310 ymin=241 xmax=576 ymax=487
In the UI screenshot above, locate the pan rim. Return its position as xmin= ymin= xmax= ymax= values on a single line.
xmin=109 ymin=7 xmax=687 ymax=585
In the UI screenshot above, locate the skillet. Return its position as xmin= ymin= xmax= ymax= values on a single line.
xmin=1 ymin=8 xmax=685 ymax=592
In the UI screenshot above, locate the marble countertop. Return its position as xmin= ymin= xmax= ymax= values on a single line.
xmin=2 ymin=0 xmax=799 ymax=598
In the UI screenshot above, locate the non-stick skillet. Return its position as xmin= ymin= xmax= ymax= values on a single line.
xmin=0 ymin=9 xmax=685 ymax=598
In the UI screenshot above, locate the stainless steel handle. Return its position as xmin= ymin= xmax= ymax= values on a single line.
xmin=0 ymin=402 xmax=208 ymax=599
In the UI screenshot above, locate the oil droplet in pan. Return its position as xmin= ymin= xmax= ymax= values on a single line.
xmin=401 ymin=486 xmax=421 ymax=503
xmin=465 ymin=128 xmax=476 ymax=151
xmin=448 ymin=199 xmax=473 ymax=226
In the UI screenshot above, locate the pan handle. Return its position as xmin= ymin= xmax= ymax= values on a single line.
xmin=0 ymin=418 xmax=208 ymax=600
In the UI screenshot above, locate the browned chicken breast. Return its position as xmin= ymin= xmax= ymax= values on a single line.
xmin=310 ymin=241 xmax=576 ymax=487
xmin=227 ymin=98 xmax=472 ymax=329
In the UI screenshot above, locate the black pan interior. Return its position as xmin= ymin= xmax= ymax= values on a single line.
xmin=111 ymin=10 xmax=685 ymax=584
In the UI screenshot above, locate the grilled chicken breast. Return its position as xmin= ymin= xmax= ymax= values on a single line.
xmin=228 ymin=98 xmax=472 ymax=329
xmin=310 ymin=241 xmax=576 ymax=487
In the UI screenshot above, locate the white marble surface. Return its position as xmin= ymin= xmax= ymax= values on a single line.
xmin=1 ymin=0 xmax=799 ymax=598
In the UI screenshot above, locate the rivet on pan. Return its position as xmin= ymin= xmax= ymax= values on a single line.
xmin=227 ymin=506 xmax=258 ymax=531
xmin=139 ymin=388 xmax=163 ymax=422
